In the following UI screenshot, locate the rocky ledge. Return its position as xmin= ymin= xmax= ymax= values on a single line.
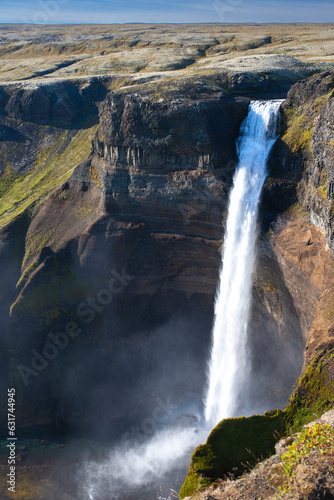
xmin=182 ymin=409 xmax=334 ymax=500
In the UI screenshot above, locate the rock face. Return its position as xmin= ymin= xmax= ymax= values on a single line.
xmin=1 ymin=88 xmax=252 ymax=432
xmin=3 ymin=79 xmax=109 ymax=127
xmin=270 ymin=71 xmax=334 ymax=365
xmin=94 ymin=92 xmax=248 ymax=168
xmin=273 ymin=72 xmax=334 ymax=254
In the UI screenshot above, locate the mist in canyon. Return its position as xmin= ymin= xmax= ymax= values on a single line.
xmin=72 ymin=99 xmax=305 ymax=500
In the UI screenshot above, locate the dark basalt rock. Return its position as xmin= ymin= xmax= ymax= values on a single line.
xmin=94 ymin=91 xmax=249 ymax=163
xmin=284 ymin=71 xmax=334 ymax=108
xmin=5 ymin=84 xmax=78 ymax=127
xmin=4 ymin=80 xmax=109 ymax=128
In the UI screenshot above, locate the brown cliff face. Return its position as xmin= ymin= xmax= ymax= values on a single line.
xmin=270 ymin=72 xmax=334 ymax=385
xmin=273 ymin=72 xmax=334 ymax=253
xmin=272 ymin=217 xmax=334 ymax=362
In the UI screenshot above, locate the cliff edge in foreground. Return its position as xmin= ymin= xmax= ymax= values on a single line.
xmin=182 ymin=409 xmax=334 ymax=500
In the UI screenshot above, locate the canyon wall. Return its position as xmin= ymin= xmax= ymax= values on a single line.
xmin=0 ymin=73 xmax=333 ymax=444
xmin=181 ymin=72 xmax=334 ymax=496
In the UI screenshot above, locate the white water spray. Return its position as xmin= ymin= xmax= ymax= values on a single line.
xmin=205 ymin=100 xmax=283 ymax=427
xmin=82 ymin=425 xmax=205 ymax=500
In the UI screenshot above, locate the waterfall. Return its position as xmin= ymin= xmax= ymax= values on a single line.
xmin=204 ymin=100 xmax=283 ymax=427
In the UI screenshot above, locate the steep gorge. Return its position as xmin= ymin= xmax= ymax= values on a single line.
xmin=0 ymin=68 xmax=333 ymax=498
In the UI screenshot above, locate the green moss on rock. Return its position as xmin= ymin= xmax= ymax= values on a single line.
xmin=16 ymin=260 xmax=39 ymax=289
xmin=89 ymin=164 xmax=102 ymax=188
xmin=22 ymin=223 xmax=56 ymax=269
xmin=180 ymin=348 xmax=334 ymax=498
xmin=180 ymin=410 xmax=285 ymax=498
xmin=281 ymin=90 xmax=334 ymax=156
xmin=0 ymin=124 xmax=97 ymax=229
xmin=179 ymin=471 xmax=209 ymax=499
xmin=281 ymin=108 xmax=313 ymax=154
xmin=284 ymin=348 xmax=334 ymax=433
xmin=0 ymin=164 xmax=21 ymax=197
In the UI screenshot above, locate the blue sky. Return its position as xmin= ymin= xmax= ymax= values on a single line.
xmin=0 ymin=0 xmax=333 ymax=24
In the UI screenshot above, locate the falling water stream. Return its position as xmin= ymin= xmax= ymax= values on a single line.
xmin=81 ymin=100 xmax=284 ymax=500
xmin=205 ymin=100 xmax=283 ymax=427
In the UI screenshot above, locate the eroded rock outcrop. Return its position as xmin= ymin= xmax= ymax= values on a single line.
xmin=274 ymin=72 xmax=334 ymax=253
xmin=3 ymin=78 xmax=109 ymax=127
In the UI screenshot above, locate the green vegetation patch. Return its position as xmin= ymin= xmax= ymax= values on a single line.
xmin=22 ymin=223 xmax=56 ymax=269
xmin=281 ymin=108 xmax=313 ymax=154
xmin=281 ymin=91 xmax=334 ymax=156
xmin=180 ymin=348 xmax=334 ymax=498
xmin=283 ymin=349 xmax=334 ymax=433
xmin=16 ymin=260 xmax=40 ymax=289
xmin=318 ymin=184 xmax=328 ymax=200
xmin=0 ymin=164 xmax=21 ymax=197
xmin=180 ymin=410 xmax=285 ymax=498
xmin=89 ymin=164 xmax=102 ymax=188
xmin=283 ymin=201 xmax=310 ymax=220
xmin=317 ymin=169 xmax=328 ymax=200
xmin=281 ymin=423 xmax=334 ymax=477
xmin=280 ymin=422 xmax=334 ymax=493
xmin=0 ymin=124 xmax=97 ymax=229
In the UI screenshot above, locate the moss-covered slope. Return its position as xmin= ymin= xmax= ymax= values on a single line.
xmin=180 ymin=411 xmax=285 ymax=498
xmin=180 ymin=347 xmax=334 ymax=498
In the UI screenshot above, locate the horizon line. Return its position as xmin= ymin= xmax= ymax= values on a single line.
xmin=1 ymin=21 xmax=334 ymax=26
